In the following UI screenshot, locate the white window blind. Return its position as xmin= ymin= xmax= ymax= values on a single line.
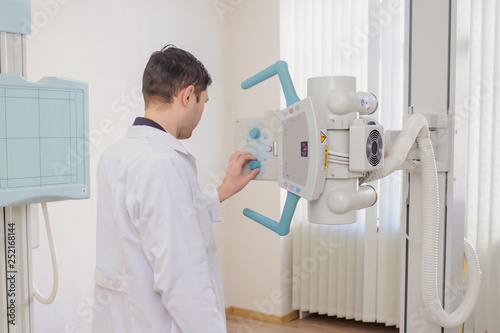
xmin=464 ymin=0 xmax=500 ymax=331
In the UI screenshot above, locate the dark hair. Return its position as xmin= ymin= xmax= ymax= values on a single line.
xmin=142 ymin=44 xmax=212 ymax=106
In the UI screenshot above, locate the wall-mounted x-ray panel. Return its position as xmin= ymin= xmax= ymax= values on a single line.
xmin=0 ymin=75 xmax=89 ymax=206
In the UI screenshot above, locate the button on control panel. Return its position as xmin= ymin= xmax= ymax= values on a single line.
xmin=249 ymin=159 xmax=261 ymax=170
xmin=249 ymin=127 xmax=261 ymax=139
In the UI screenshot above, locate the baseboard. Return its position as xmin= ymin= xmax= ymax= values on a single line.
xmin=225 ymin=306 xmax=299 ymax=324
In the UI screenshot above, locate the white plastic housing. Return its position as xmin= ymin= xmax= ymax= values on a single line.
xmin=307 ymin=179 xmax=376 ymax=224
xmin=307 ymin=76 xmax=356 ymax=97
xmin=327 ymin=91 xmax=378 ymax=115
xmin=276 ymin=98 xmax=326 ymax=201
xmin=307 ymin=75 xmax=381 ymax=224
xmin=327 ymin=185 xmax=377 ymax=215
xmin=308 ymin=179 xmax=357 ymax=224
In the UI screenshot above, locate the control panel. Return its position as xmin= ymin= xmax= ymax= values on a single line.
xmin=234 ymin=112 xmax=278 ymax=181
xmin=277 ymin=98 xmax=325 ymax=201
xmin=246 ymin=121 xmax=268 ymax=173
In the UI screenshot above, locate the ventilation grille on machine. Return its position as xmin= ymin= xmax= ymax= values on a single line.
xmin=366 ymin=129 xmax=383 ymax=167
xmin=349 ymin=123 xmax=384 ymax=172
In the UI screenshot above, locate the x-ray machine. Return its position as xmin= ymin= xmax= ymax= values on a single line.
xmin=234 ymin=2 xmax=480 ymax=332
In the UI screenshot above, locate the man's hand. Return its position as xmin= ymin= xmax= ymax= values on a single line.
xmin=217 ymin=151 xmax=260 ymax=203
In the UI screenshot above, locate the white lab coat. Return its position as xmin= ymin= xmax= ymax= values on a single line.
xmin=92 ymin=125 xmax=226 ymax=333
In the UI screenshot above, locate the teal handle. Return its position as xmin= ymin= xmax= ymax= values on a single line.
xmin=241 ymin=60 xmax=300 ymax=106
xmin=243 ymin=191 xmax=301 ymax=236
xmin=241 ymin=60 xmax=301 ymax=236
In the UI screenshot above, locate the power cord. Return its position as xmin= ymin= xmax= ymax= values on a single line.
xmin=33 ymin=202 xmax=59 ymax=304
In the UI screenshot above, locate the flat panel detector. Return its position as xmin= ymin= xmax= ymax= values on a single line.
xmin=0 ymin=74 xmax=90 ymax=206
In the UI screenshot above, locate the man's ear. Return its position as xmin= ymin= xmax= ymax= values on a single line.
xmin=179 ymin=85 xmax=195 ymax=107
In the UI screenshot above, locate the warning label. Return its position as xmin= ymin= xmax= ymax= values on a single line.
xmin=324 ymin=146 xmax=328 ymax=171
xmin=320 ymin=129 xmax=327 ymax=171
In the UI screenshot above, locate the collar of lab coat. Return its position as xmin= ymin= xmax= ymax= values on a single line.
xmin=125 ymin=125 xmax=191 ymax=156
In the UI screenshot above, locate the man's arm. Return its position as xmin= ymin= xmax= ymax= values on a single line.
xmin=216 ymin=151 xmax=260 ymax=202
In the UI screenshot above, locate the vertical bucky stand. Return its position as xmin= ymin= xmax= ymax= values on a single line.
xmin=0 ymin=30 xmax=34 ymax=332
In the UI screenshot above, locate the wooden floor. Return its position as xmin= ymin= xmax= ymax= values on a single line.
xmin=227 ymin=313 xmax=399 ymax=333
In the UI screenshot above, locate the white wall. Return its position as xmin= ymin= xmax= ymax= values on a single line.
xmin=27 ymin=0 xmax=286 ymax=331
xmin=225 ymin=0 xmax=292 ymax=318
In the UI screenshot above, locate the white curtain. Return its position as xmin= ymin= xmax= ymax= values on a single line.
xmin=281 ymin=0 xmax=404 ymax=325
xmin=465 ymin=0 xmax=500 ymax=331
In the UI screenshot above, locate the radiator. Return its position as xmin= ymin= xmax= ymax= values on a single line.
xmin=291 ymin=176 xmax=401 ymax=326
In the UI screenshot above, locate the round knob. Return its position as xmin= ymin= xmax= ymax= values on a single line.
xmin=249 ymin=160 xmax=261 ymax=170
xmin=249 ymin=128 xmax=261 ymax=139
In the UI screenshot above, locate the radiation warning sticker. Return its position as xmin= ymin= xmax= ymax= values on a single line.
xmin=321 ymin=131 xmax=327 ymax=143
xmin=320 ymin=129 xmax=327 ymax=171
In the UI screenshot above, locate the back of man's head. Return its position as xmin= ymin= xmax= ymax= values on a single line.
xmin=142 ymin=45 xmax=212 ymax=107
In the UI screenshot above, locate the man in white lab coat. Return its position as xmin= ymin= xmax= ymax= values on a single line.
xmin=92 ymin=45 xmax=259 ymax=333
